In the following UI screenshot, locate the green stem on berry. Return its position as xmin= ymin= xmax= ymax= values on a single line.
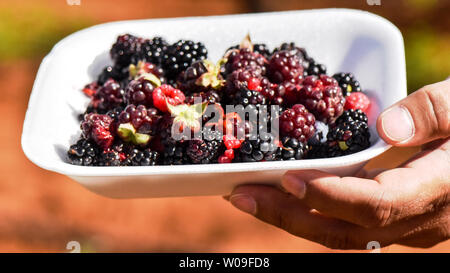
xmin=117 ymin=123 xmax=151 ymax=145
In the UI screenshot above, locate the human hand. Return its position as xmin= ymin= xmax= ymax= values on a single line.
xmin=225 ymin=80 xmax=450 ymax=249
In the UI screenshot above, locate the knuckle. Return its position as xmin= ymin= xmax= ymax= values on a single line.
xmin=361 ymin=191 xmax=395 ymax=228
xmin=421 ymin=86 xmax=450 ymax=136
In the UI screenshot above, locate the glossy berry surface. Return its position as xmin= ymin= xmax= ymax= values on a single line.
xmin=152 ymin=84 xmax=186 ymax=112
xmin=279 ymin=104 xmax=316 ymax=143
xmin=298 ymin=75 xmax=345 ymax=124
xmin=268 ymin=50 xmax=304 ymax=84
xmin=81 ymin=113 xmax=114 ymax=149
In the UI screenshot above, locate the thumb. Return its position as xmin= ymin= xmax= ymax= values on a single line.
xmin=377 ymin=80 xmax=450 ymax=146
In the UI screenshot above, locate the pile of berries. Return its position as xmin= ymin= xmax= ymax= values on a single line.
xmin=68 ymin=34 xmax=372 ymax=166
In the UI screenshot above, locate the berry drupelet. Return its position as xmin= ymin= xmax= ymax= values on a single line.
xmin=81 ymin=113 xmax=115 ymax=149
xmin=117 ymin=104 xmax=161 ymax=145
xmin=298 ymin=75 xmax=345 ymax=124
xmin=237 ymin=133 xmax=280 ymax=162
xmin=268 ymin=50 xmax=304 ymax=85
xmin=335 ymin=109 xmax=368 ymax=126
xmin=279 ymin=104 xmax=316 ymax=144
xmin=125 ymin=76 xmax=158 ymax=108
xmin=130 ymin=37 xmax=168 ymax=66
xmin=110 ymin=34 xmax=142 ymax=67
xmin=326 ymin=119 xmax=371 ymax=157
xmin=163 ymin=40 xmax=208 ymax=81
xmin=91 ymin=79 xmax=125 ymax=113
xmin=122 ymin=148 xmax=160 ymax=166
xmin=67 ymin=138 xmax=101 ymax=166
xmin=332 ymin=72 xmax=362 ymax=97
xmin=280 ymin=136 xmax=309 ymax=160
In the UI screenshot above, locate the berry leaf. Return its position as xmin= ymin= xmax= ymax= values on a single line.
xmin=117 ymin=123 xmax=151 ymax=145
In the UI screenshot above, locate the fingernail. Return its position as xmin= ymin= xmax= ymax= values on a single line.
xmin=229 ymin=194 xmax=257 ymax=215
xmin=381 ymin=105 xmax=415 ymax=143
xmin=282 ymin=174 xmax=306 ymax=199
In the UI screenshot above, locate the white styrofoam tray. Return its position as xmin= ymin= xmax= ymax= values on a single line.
xmin=21 ymin=9 xmax=407 ymax=198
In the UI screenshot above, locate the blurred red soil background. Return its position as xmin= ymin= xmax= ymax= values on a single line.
xmin=0 ymin=0 xmax=449 ymax=252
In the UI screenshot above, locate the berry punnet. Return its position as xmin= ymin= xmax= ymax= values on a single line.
xmin=68 ymin=33 xmax=375 ymax=166
xmin=279 ymin=104 xmax=316 ymax=143
xmin=332 ymin=72 xmax=362 ymax=97
xmin=162 ymin=40 xmax=208 ymax=81
xmin=298 ymin=75 xmax=345 ymax=124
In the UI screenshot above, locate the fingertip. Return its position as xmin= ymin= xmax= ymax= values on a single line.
xmin=377 ymin=105 xmax=415 ymax=145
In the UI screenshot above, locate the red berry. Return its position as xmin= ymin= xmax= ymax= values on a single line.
xmin=218 ymin=155 xmax=232 ymax=163
xmin=280 ymin=104 xmax=316 ymax=143
xmin=81 ymin=113 xmax=114 ymax=149
xmin=224 ymin=149 xmax=235 ymax=159
xmin=344 ymin=92 xmax=371 ymax=113
xmin=268 ymin=50 xmax=304 ymax=85
xmin=298 ymin=75 xmax=345 ymax=124
xmin=247 ymin=77 xmax=261 ymax=91
xmin=152 ymin=84 xmax=185 ymax=112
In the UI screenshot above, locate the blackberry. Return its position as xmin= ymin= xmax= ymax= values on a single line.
xmin=280 ymin=137 xmax=309 ymax=160
xmin=81 ymin=113 xmax=114 ymax=149
xmin=67 ymin=138 xmax=100 ymax=166
xmin=177 ymin=60 xmax=209 ymax=94
xmin=106 ymin=106 xmax=124 ymax=122
xmin=163 ymin=142 xmax=188 ymax=165
xmin=110 ymin=34 xmax=142 ymax=67
xmin=124 ymin=76 xmax=157 ymax=108
xmin=117 ymin=104 xmax=161 ymax=145
xmin=122 ymin=148 xmax=160 ymax=166
xmin=91 ymin=79 xmax=125 ymax=112
xmin=177 ymin=60 xmax=225 ymax=95
xmin=224 ymin=67 xmax=264 ymax=104
xmin=268 ymin=50 xmax=304 ymax=84
xmin=335 ymin=109 xmax=368 ymax=126
xmin=97 ymin=65 xmax=129 ymax=86
xmin=237 ymin=133 xmax=280 ymax=162
xmin=233 ymin=86 xmax=267 ymax=107
xmin=279 ymin=104 xmax=316 ymax=143
xmin=332 ymin=72 xmax=362 ymax=97
xmin=228 ymin=43 xmax=271 ymax=59
xmin=130 ymin=37 xmax=168 ymax=66
xmin=163 ymin=40 xmax=208 ymax=80
xmin=224 ymin=48 xmax=267 ymax=76
xmin=325 ymin=120 xmax=371 ymax=157
xmin=129 ymin=61 xmax=166 ymax=84
xmin=273 ymin=42 xmax=309 ymax=61
xmin=98 ymin=150 xmax=122 ymax=166
xmin=298 ymin=75 xmax=345 ymax=124
xmin=186 ymin=138 xmax=222 ymax=164
xmin=185 ymin=90 xmax=221 ymax=105
xmin=306 ymin=60 xmax=327 ymax=76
